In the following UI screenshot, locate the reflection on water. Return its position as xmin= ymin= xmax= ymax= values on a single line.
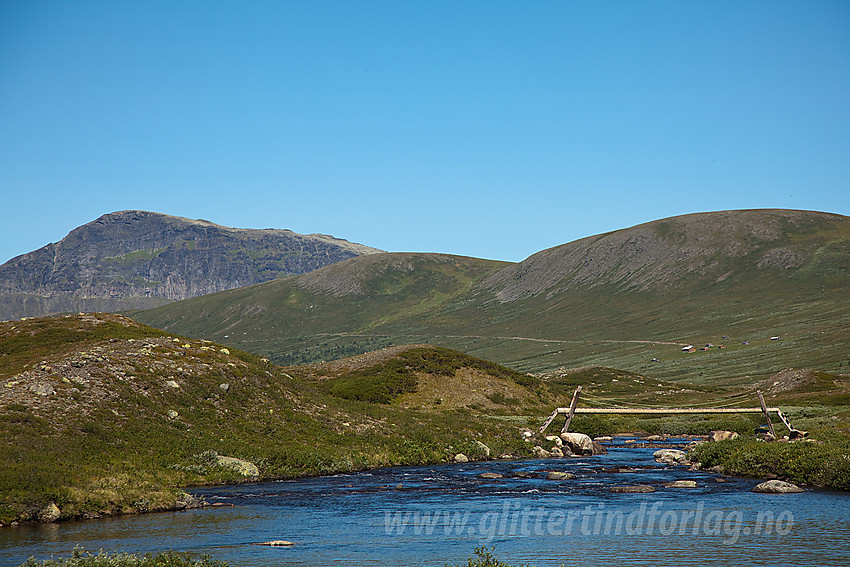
xmin=2 ymin=442 xmax=849 ymax=566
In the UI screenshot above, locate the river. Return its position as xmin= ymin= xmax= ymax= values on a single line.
xmin=2 ymin=441 xmax=849 ymax=566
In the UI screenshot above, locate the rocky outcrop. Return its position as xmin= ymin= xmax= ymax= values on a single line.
xmin=0 ymin=210 xmax=381 ymax=320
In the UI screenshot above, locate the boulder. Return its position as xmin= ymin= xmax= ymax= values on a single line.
xmin=550 ymin=446 xmax=564 ymax=458
xmin=454 ymin=453 xmax=469 ymax=463
xmin=545 ymin=435 xmax=564 ymax=447
xmin=37 ymin=502 xmax=61 ymax=523
xmin=29 ymin=382 xmax=55 ymax=397
xmin=591 ymin=441 xmax=608 ymax=455
xmin=219 ymin=383 xmax=230 ymax=392
xmin=643 ymin=434 xmax=666 ymax=441
xmin=532 ymin=446 xmax=551 ymax=458
xmin=753 ymin=480 xmax=804 ymax=493
xmin=216 ymin=456 xmax=260 ymax=478
xmin=653 ymin=449 xmax=689 ymax=464
xmin=609 ymin=485 xmax=655 ymax=493
xmin=663 ymin=480 xmax=698 ymax=488
xmin=708 ymin=430 xmax=739 ymax=442
xmin=546 ymin=471 xmax=576 ymax=481
xmin=479 ymin=472 xmax=503 ymax=479
xmin=175 ymin=492 xmax=205 ymax=510
xmin=511 ymin=471 xmax=538 ymax=479
xmin=474 ymin=440 xmax=492 ymax=458
xmin=560 ymin=432 xmax=594 ymax=455
xmin=593 ymin=436 xmax=613 ymax=442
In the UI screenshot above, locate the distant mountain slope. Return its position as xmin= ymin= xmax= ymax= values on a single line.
xmin=480 ymin=209 xmax=849 ymax=301
xmin=132 ymin=209 xmax=850 ymax=384
xmin=0 ymin=210 xmax=381 ymax=320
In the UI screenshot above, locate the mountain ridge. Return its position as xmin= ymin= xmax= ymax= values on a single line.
xmin=0 ymin=210 xmax=382 ymax=320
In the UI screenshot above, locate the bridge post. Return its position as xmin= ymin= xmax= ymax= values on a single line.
xmin=757 ymin=390 xmax=776 ymax=438
xmin=561 ymin=385 xmax=583 ymax=433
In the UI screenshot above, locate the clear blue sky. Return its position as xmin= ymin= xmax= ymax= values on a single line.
xmin=1 ymin=0 xmax=849 ymax=264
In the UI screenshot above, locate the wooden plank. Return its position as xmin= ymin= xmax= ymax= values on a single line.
xmin=757 ymin=391 xmax=777 ymax=437
xmin=561 ymin=386 xmax=583 ymax=433
xmin=538 ymin=408 xmax=561 ymax=434
xmin=556 ymin=407 xmax=780 ymax=415
xmin=774 ymin=409 xmax=796 ymax=433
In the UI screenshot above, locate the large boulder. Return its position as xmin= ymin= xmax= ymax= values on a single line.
xmin=560 ymin=433 xmax=594 ymax=455
xmin=753 ymin=480 xmax=804 ymax=493
xmin=709 ymin=430 xmax=739 ymax=442
xmin=454 ymin=453 xmax=469 ymax=463
xmin=546 ymin=471 xmax=576 ymax=480
xmin=532 ymin=446 xmax=552 ymax=458
xmin=654 ymin=449 xmax=689 ymax=464
xmin=663 ymin=480 xmax=698 ymax=488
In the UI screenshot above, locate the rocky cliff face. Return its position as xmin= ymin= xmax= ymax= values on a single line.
xmin=0 ymin=210 xmax=381 ymax=320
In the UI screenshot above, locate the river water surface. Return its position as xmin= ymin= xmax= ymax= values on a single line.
xmin=2 ymin=442 xmax=849 ymax=566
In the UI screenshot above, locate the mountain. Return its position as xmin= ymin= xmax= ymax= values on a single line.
xmin=132 ymin=209 xmax=850 ymax=385
xmin=0 ymin=210 xmax=381 ymax=320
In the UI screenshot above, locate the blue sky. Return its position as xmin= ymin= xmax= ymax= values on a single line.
xmin=1 ymin=0 xmax=849 ymax=264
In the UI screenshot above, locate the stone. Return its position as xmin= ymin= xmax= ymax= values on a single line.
xmin=37 ymin=502 xmax=61 ymax=523
xmin=165 ymin=380 xmax=180 ymax=389
xmin=664 ymin=480 xmax=698 ymax=488
xmin=594 ymin=436 xmax=613 ymax=442
xmin=511 ymin=471 xmax=538 ymax=479
xmin=474 ymin=440 xmax=492 ymax=458
xmin=560 ymin=432 xmax=594 ymax=455
xmin=216 ymin=456 xmax=260 ymax=478
xmin=531 ymin=446 xmax=551 ymax=458
xmin=610 ymin=485 xmax=656 ymax=493
xmin=753 ymin=480 xmax=804 ymax=494
xmin=219 ymin=383 xmax=230 ymax=392
xmin=29 ymin=382 xmax=55 ymax=396
xmin=644 ymin=434 xmax=666 ymax=441
xmin=546 ymin=471 xmax=576 ymax=480
xmin=708 ymin=430 xmax=739 ymax=442
xmin=454 ymin=453 xmax=469 ymax=463
xmin=479 ymin=472 xmax=504 ymax=479
xmin=175 ymin=492 xmax=205 ymax=510
xmin=167 ymin=410 xmax=179 ymax=419
xmin=653 ymin=449 xmax=689 ymax=464
xmin=220 ymin=348 xmax=230 ymax=355
xmin=550 ymin=446 xmax=564 ymax=458
xmin=591 ymin=441 xmax=608 ymax=455
xmin=545 ymin=435 xmax=563 ymax=447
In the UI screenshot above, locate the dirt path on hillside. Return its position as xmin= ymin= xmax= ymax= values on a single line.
xmin=317 ymin=332 xmax=687 ymax=347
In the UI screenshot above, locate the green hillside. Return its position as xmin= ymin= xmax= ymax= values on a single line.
xmin=132 ymin=210 xmax=850 ymax=386
xmin=0 ymin=314 xmax=541 ymax=524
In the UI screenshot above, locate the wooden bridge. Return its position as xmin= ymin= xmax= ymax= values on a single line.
xmin=539 ymin=386 xmax=800 ymax=437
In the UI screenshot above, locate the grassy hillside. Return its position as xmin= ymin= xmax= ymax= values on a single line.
xmin=132 ymin=210 xmax=850 ymax=386
xmin=0 ymin=314 xmax=544 ymax=525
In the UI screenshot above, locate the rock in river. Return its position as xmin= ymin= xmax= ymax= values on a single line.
xmin=753 ymin=480 xmax=804 ymax=493
xmin=610 ymin=485 xmax=656 ymax=493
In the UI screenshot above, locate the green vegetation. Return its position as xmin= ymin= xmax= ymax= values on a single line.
xmin=0 ymin=315 xmax=537 ymax=525
xmin=447 ymin=547 xmax=538 ymax=567
xmin=19 ymin=547 xmax=227 ymax=567
xmin=324 ymin=347 xmax=538 ymax=404
xmin=690 ymin=436 xmax=850 ymax=490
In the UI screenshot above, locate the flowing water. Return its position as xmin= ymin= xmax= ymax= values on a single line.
xmin=2 ymin=442 xmax=850 ymax=566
